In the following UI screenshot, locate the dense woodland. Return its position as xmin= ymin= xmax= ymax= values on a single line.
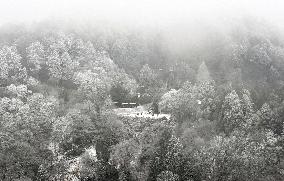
xmin=0 ymin=18 xmax=283 ymax=180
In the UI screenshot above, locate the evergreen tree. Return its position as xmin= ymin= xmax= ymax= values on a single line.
xmin=196 ymin=61 xmax=212 ymax=83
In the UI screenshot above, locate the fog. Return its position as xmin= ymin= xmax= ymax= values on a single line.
xmin=1 ymin=0 xmax=284 ymax=28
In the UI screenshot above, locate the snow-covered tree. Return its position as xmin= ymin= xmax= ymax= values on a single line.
xmin=6 ymin=84 xmax=29 ymax=98
xmin=0 ymin=46 xmax=27 ymax=85
xmin=47 ymin=51 xmax=79 ymax=82
xmin=75 ymin=69 xmax=110 ymax=114
xmin=26 ymin=41 xmax=45 ymax=75
xmin=139 ymin=64 xmax=158 ymax=88
xmin=0 ymin=92 xmax=58 ymax=180
xmin=156 ymin=171 xmax=179 ymax=181
xmin=159 ymin=89 xmax=178 ymax=113
xmin=164 ymin=135 xmax=183 ymax=171
xmin=221 ymin=90 xmax=244 ymax=135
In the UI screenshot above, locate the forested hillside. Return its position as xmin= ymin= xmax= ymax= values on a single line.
xmin=0 ymin=18 xmax=283 ymax=180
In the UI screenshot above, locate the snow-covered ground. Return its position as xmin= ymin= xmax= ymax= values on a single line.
xmin=113 ymin=106 xmax=171 ymax=119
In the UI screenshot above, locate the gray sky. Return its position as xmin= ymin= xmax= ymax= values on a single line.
xmin=0 ymin=0 xmax=283 ymax=27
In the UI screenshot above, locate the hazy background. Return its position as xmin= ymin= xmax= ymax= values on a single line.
xmin=0 ymin=0 xmax=283 ymax=28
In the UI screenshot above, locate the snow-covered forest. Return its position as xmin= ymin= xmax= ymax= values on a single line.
xmin=0 ymin=0 xmax=284 ymax=180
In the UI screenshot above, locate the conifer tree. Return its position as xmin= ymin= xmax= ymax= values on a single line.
xmin=196 ymin=61 xmax=212 ymax=83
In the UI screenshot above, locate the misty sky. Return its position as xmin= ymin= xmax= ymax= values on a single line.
xmin=0 ymin=0 xmax=283 ymax=28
